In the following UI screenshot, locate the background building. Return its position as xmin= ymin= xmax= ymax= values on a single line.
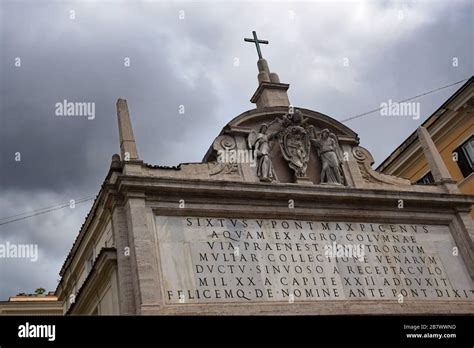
xmin=0 ymin=292 xmax=62 ymax=315
xmin=377 ymin=77 xmax=473 ymax=218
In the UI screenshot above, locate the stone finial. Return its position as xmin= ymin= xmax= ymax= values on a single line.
xmin=250 ymin=58 xmax=290 ymax=108
xmin=110 ymin=153 xmax=121 ymax=170
xmin=116 ymin=98 xmax=139 ymax=161
xmin=269 ymin=72 xmax=280 ymax=83
xmin=416 ymin=126 xmax=459 ymax=193
xmin=256 ymin=59 xmax=271 ymax=83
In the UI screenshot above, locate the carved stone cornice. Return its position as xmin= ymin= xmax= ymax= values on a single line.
xmin=250 ymin=82 xmax=290 ymax=103
xmin=114 ymin=175 xmax=474 ymax=213
xmin=353 ymin=146 xmax=411 ymax=186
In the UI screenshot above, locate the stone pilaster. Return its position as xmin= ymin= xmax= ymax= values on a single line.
xmin=449 ymin=211 xmax=474 ymax=278
xmin=111 ymin=206 xmax=138 ymax=314
xmin=124 ymin=193 xmax=161 ymax=313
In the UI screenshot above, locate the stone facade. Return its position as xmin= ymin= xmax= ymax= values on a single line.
xmin=0 ymin=293 xmax=62 ymax=315
xmin=55 ymin=58 xmax=474 ymax=315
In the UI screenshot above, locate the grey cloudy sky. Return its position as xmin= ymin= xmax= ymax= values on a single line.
xmin=0 ymin=0 xmax=472 ymax=300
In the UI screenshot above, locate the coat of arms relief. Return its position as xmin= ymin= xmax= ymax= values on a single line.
xmin=247 ymin=109 xmax=345 ymax=185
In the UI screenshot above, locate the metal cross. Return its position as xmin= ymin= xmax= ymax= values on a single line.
xmin=244 ymin=31 xmax=268 ymax=59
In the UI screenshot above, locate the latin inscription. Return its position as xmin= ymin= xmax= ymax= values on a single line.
xmin=155 ymin=217 xmax=474 ymax=304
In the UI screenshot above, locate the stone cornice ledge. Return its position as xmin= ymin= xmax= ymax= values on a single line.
xmin=115 ymin=176 xmax=474 ymax=211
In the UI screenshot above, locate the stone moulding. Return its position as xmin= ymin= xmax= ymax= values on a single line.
xmin=116 ymin=175 xmax=474 ymax=214
xmin=209 ymin=135 xmax=241 ymax=177
xmin=142 ymin=300 xmax=474 ymax=316
xmin=352 ymin=146 xmax=411 ymax=186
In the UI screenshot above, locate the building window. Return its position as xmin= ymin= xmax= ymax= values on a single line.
xmin=416 ymin=171 xmax=434 ymax=185
xmin=453 ymin=135 xmax=474 ymax=178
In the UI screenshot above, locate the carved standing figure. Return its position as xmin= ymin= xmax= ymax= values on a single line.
xmin=248 ymin=124 xmax=278 ymax=182
xmin=311 ymin=129 xmax=344 ymax=185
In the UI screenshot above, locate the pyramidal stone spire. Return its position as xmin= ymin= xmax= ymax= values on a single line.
xmin=244 ymin=31 xmax=290 ymax=108
xmin=116 ymin=98 xmax=139 ymax=161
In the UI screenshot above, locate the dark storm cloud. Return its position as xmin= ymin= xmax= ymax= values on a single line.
xmin=0 ymin=190 xmax=93 ymax=299
xmin=0 ymin=1 xmax=224 ymax=193
xmin=0 ymin=0 xmax=472 ymax=300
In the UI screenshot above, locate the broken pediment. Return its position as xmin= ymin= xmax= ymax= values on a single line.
xmin=203 ymin=106 xmax=361 ymax=185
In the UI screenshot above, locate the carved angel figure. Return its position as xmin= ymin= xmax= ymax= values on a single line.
xmin=248 ymin=124 xmax=278 ymax=182
xmin=311 ymin=129 xmax=344 ymax=184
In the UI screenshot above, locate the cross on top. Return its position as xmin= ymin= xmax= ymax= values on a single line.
xmin=244 ymin=31 xmax=268 ymax=59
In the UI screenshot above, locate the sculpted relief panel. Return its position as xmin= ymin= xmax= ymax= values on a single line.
xmin=206 ymin=108 xmax=411 ymax=187
xmin=247 ymin=124 xmax=279 ymax=182
xmin=209 ymin=135 xmax=240 ymax=177
xmin=156 ymin=216 xmax=474 ymax=304
xmin=311 ymin=129 xmax=345 ymax=185
xmin=247 ymin=109 xmax=345 ymax=185
xmin=276 ymin=110 xmax=311 ymax=178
